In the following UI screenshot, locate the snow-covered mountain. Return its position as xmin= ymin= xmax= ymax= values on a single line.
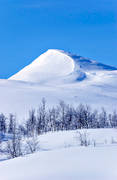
xmin=9 ymin=49 xmax=117 ymax=83
xmin=0 ymin=49 xmax=117 ymax=121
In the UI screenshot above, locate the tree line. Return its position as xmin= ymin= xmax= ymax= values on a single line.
xmin=0 ymin=98 xmax=117 ymax=158
xmin=0 ymin=98 xmax=117 ymax=138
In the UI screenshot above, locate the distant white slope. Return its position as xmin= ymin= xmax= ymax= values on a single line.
xmin=9 ymin=50 xmax=76 ymax=83
xmin=9 ymin=49 xmax=117 ymax=83
xmin=0 ymin=129 xmax=117 ymax=180
xmin=0 ymin=76 xmax=117 ymax=121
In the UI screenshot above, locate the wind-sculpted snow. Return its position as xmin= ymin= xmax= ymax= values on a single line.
xmin=69 ymin=53 xmax=117 ymax=71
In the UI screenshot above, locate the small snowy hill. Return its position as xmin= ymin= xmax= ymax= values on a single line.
xmin=0 ymin=49 xmax=117 ymax=120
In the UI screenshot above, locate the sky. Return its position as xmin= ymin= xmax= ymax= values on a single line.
xmin=0 ymin=0 xmax=117 ymax=78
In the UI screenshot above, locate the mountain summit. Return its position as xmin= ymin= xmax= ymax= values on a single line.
xmin=10 ymin=50 xmax=75 ymax=83
xmin=9 ymin=49 xmax=117 ymax=83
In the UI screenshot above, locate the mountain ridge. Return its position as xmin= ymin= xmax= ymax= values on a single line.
xmin=9 ymin=49 xmax=117 ymax=83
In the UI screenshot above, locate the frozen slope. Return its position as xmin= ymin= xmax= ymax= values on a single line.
xmin=0 ymin=49 xmax=116 ymax=120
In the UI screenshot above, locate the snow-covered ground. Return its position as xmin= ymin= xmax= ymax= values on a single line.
xmin=0 ymin=129 xmax=117 ymax=180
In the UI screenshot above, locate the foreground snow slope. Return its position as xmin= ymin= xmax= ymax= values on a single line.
xmin=0 ymin=129 xmax=117 ymax=180
xmin=0 ymin=147 xmax=117 ymax=180
xmin=0 ymin=49 xmax=117 ymax=120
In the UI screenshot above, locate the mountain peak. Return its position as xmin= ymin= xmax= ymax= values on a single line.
xmin=9 ymin=49 xmax=75 ymax=83
xmin=9 ymin=49 xmax=117 ymax=83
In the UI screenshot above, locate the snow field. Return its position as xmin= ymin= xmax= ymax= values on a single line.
xmin=0 ymin=128 xmax=117 ymax=180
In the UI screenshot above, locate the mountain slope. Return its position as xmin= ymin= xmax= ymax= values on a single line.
xmin=0 ymin=49 xmax=116 ymax=120
xmin=9 ymin=49 xmax=117 ymax=83
xmin=9 ymin=50 xmax=76 ymax=83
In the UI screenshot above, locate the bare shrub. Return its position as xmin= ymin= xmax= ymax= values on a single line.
xmin=76 ymin=131 xmax=90 ymax=146
xmin=26 ymin=135 xmax=39 ymax=154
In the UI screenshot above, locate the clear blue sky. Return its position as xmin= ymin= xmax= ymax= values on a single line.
xmin=0 ymin=0 xmax=117 ymax=78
